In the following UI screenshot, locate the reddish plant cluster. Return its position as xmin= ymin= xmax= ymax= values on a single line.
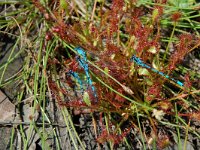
xmin=183 ymin=74 xmax=192 ymax=89
xmin=124 ymin=7 xmax=161 ymax=57
xmin=31 ymin=0 xmax=200 ymax=148
xmin=96 ymin=127 xmax=131 ymax=145
xmin=115 ymin=89 xmax=126 ymax=103
xmin=146 ymin=83 xmax=162 ymax=101
xmin=109 ymin=0 xmax=124 ymax=34
xmin=32 ymin=0 xmax=49 ymax=19
xmin=168 ymin=33 xmax=193 ymax=71
xmin=51 ymin=25 xmax=80 ymax=44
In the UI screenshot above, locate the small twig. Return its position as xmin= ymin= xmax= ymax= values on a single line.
xmin=0 ymin=121 xmax=65 ymax=127
xmin=91 ymin=0 xmax=97 ymax=21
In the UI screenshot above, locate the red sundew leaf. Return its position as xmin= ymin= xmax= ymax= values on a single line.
xmin=59 ymin=100 xmax=87 ymax=108
xmin=73 ymin=108 xmax=94 ymax=115
xmin=152 ymin=6 xmax=164 ymax=22
xmin=97 ymin=127 xmax=131 ymax=145
xmin=146 ymin=83 xmax=162 ymax=101
xmin=111 ymin=128 xmax=132 ymax=145
xmin=52 ymin=26 xmax=60 ymax=32
xmin=110 ymin=16 xmax=119 ymax=33
xmin=52 ymin=22 xmax=80 ymax=44
xmin=89 ymin=24 xmax=97 ymax=33
xmin=49 ymin=86 xmax=64 ymax=106
xmin=102 ymin=91 xmax=122 ymax=109
xmin=99 ymin=112 xmax=104 ymax=128
xmin=45 ymin=31 xmax=52 ymax=41
xmin=96 ymin=130 xmax=109 ymax=144
xmin=107 ymin=0 xmax=125 ymax=36
xmin=49 ymin=80 xmax=68 ymax=95
xmin=48 ymin=83 xmax=66 ymax=106
xmin=32 ymin=0 xmax=48 ymax=15
xmin=70 ymin=60 xmax=80 ymax=72
xmin=112 ymin=0 xmax=124 ymax=10
xmin=168 ymin=33 xmax=194 ymax=70
xmin=176 ymin=100 xmax=190 ymax=109
xmin=110 ymin=100 xmax=123 ymax=109
xmin=48 ymin=58 xmax=60 ymax=65
xmin=95 ymin=58 xmax=128 ymax=84
xmin=184 ymin=74 xmax=192 ymax=89
xmin=179 ymin=34 xmax=193 ymax=47
xmin=171 ymin=11 xmax=182 ymax=22
xmin=105 ymin=43 xmax=121 ymax=56
xmin=146 ymin=95 xmax=154 ymax=101
xmin=65 ymin=76 xmax=76 ymax=88
xmin=129 ymin=18 xmax=154 ymax=54
xmin=85 ymin=87 xmax=99 ymax=104
xmin=89 ymin=24 xmax=99 ymax=42
xmin=155 ymin=0 xmax=167 ymax=4
xmin=132 ymin=7 xmax=144 ymax=19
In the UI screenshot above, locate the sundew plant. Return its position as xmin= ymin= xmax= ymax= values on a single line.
xmin=0 ymin=0 xmax=200 ymax=149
